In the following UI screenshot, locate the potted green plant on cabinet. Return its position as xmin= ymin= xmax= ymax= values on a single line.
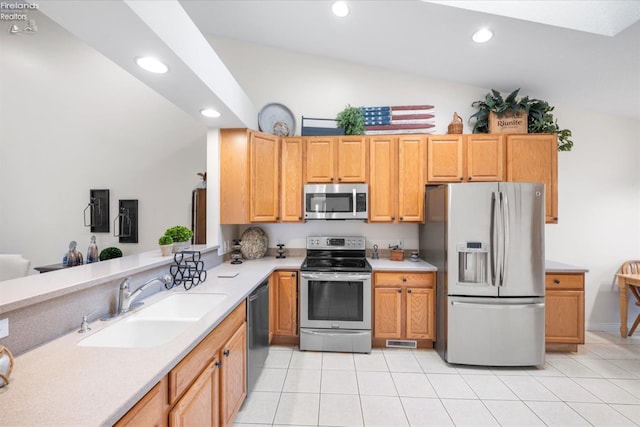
xmin=469 ymin=89 xmax=574 ymax=151
xmin=158 ymin=234 xmax=173 ymax=256
xmin=336 ymin=105 xmax=366 ymax=135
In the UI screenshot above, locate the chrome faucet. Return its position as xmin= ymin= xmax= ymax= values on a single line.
xmin=117 ymin=274 xmax=173 ymax=314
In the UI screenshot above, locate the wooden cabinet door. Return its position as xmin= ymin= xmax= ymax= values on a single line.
xmin=369 ymin=135 xmax=397 ymax=222
xmin=220 ymin=129 xmax=250 ymax=224
xmin=427 ymin=135 xmax=464 ymax=182
xmin=545 ymin=290 xmax=584 ymax=344
xmin=406 ymin=288 xmax=434 ymax=340
xmin=250 ymin=132 xmax=280 ymax=222
xmin=274 ymin=271 xmax=298 ymax=337
xmin=220 ymin=323 xmax=247 ymax=427
xmin=398 ymin=135 xmax=425 ymax=222
xmin=305 ymin=137 xmax=335 ymax=182
xmin=374 ymin=287 xmax=402 ymax=339
xmin=116 ymin=378 xmax=168 ymax=427
xmin=337 ymin=136 xmax=367 ymax=182
xmin=280 ymin=137 xmax=304 ymax=222
xmin=466 ymin=134 xmax=504 ymax=182
xmin=169 ymin=360 xmax=219 ymax=427
xmin=505 ymin=134 xmax=558 ymax=223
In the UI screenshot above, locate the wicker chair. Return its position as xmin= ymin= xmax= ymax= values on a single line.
xmin=621 ymin=260 xmax=640 ymax=336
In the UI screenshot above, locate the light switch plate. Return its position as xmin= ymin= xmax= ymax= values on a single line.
xmin=0 ymin=318 xmax=8 ymax=339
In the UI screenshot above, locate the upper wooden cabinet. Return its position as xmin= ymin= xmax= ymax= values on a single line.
xmin=280 ymin=138 xmax=304 ymax=222
xmin=220 ymin=129 xmax=303 ymax=224
xmin=305 ymin=136 xmax=367 ymax=183
xmin=505 ymin=134 xmax=558 ymax=223
xmin=369 ymin=135 xmax=425 ymax=223
xmin=427 ymin=134 xmax=504 ymax=183
xmin=250 ymin=132 xmax=280 ymax=222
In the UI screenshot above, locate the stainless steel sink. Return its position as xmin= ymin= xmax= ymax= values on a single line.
xmin=78 ymin=293 xmax=228 ymax=348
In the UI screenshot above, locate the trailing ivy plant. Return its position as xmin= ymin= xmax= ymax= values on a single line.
xmin=336 ymin=105 xmax=366 ymax=135
xmin=469 ymin=89 xmax=573 ymax=151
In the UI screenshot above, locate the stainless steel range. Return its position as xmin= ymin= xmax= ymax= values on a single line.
xmin=299 ymin=236 xmax=372 ymax=353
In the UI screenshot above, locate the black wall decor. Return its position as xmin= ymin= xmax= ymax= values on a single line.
xmin=116 ymin=199 xmax=138 ymax=243
xmin=84 ymin=189 xmax=109 ymax=233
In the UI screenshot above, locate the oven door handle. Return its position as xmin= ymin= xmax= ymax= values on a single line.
xmin=300 ymin=272 xmax=371 ymax=281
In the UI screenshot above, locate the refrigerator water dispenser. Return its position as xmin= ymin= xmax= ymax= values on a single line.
xmin=457 ymin=242 xmax=488 ymax=285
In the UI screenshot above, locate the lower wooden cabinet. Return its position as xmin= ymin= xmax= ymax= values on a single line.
xmin=373 ymin=271 xmax=435 ymax=348
xmin=545 ymin=273 xmax=585 ymax=351
xmin=270 ymin=270 xmax=299 ymax=345
xmin=116 ymin=302 xmax=247 ymax=427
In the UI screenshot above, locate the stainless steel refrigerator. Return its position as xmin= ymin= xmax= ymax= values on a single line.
xmin=419 ymin=182 xmax=545 ymax=366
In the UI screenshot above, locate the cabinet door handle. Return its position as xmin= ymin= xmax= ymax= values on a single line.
xmin=400 ymin=217 xmax=404 ymax=221
xmin=407 ymin=289 xmax=412 ymax=293
xmin=338 ymin=177 xmax=342 ymax=181
xmin=291 ymin=273 xmax=296 ymax=277
xmin=402 ymin=277 xmax=407 ymax=282
xmin=554 ymin=279 xmax=560 ymax=284
xmin=223 ymin=349 xmax=230 ymax=357
xmin=391 ymin=216 xmax=395 ymax=220
xmin=330 ymin=177 xmax=334 ymax=181
xmin=215 ymin=360 xmax=222 ymax=368
xmin=397 ymin=289 xmax=402 ymax=293
xmin=459 ymin=177 xmax=464 ymax=181
xmin=276 ymin=216 xmax=280 ymax=220
xmin=468 ymin=176 xmax=473 ymax=180
xmin=298 ymin=216 xmax=302 ymax=220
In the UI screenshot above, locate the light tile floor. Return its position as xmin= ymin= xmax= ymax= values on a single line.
xmin=234 ymin=331 xmax=640 ymax=426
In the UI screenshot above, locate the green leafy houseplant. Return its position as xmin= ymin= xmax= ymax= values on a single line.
xmin=164 ymin=225 xmax=193 ymax=243
xmin=99 ymin=247 xmax=123 ymax=261
xmin=158 ymin=235 xmax=173 ymax=246
xmin=336 ymin=105 xmax=366 ymax=135
xmin=469 ymin=89 xmax=574 ymax=151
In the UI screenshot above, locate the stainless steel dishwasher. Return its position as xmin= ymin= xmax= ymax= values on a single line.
xmin=247 ymin=279 xmax=269 ymax=392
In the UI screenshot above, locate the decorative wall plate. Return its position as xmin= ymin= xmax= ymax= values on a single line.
xmin=240 ymin=227 xmax=268 ymax=259
xmin=258 ymin=103 xmax=296 ymax=136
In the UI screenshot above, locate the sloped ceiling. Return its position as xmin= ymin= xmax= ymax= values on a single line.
xmin=28 ymin=1 xmax=640 ymax=122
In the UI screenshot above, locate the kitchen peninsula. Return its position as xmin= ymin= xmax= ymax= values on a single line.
xmin=0 ymin=251 xmax=586 ymax=426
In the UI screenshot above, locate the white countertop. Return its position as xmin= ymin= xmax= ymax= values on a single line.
xmin=0 ymin=254 xmax=583 ymax=426
xmin=545 ymin=260 xmax=589 ymax=273
xmin=1 ymin=256 xmax=304 ymax=427
xmin=0 ymin=245 xmax=219 ymax=315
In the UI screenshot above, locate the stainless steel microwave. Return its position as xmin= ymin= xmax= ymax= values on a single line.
xmin=304 ymin=184 xmax=368 ymax=220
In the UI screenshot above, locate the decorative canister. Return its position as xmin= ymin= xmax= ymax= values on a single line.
xmin=447 ymin=112 xmax=463 ymax=134
xmin=240 ymin=227 xmax=268 ymax=259
xmin=0 ymin=346 xmax=14 ymax=388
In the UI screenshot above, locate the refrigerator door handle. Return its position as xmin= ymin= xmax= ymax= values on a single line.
xmin=450 ymin=301 xmax=545 ymax=309
xmin=490 ymin=191 xmax=499 ymax=287
xmin=501 ymin=191 xmax=510 ymax=287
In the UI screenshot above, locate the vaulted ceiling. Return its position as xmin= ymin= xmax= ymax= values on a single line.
xmin=30 ymin=1 xmax=640 ymax=126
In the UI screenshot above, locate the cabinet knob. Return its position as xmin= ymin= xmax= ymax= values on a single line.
xmin=330 ymin=177 xmax=334 ymax=181
xmin=459 ymin=177 xmax=464 ymax=181
xmin=402 ymin=277 xmax=407 ymax=282
xmin=397 ymin=289 xmax=402 ymax=293
xmin=391 ymin=216 xmax=395 ymax=220
xmin=407 ymin=289 xmax=412 ymax=293
xmin=400 ymin=217 xmax=404 ymax=221
xmin=468 ymin=177 xmax=473 ymax=180
xmin=338 ymin=177 xmax=342 ymax=181
xmin=215 ymin=360 xmax=222 ymax=368
xmin=298 ymin=216 xmax=302 ymax=220
xmin=554 ymin=279 xmax=560 ymax=284
xmin=223 ymin=349 xmax=230 ymax=357
xmin=276 ymin=216 xmax=280 ymax=220
xmin=291 ymin=273 xmax=296 ymax=277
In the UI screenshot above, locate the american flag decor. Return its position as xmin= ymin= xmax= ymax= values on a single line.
xmin=363 ymin=105 xmax=435 ymax=135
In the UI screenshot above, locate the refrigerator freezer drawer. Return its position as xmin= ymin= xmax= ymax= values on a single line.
xmin=446 ymin=297 xmax=545 ymax=366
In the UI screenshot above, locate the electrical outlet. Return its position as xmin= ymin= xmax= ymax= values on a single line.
xmin=223 ymin=240 xmax=229 ymax=253
xmin=0 ymin=318 xmax=8 ymax=339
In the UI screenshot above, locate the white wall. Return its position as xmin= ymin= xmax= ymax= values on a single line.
xmin=209 ymin=37 xmax=640 ymax=331
xmin=0 ymin=12 xmax=207 ymax=271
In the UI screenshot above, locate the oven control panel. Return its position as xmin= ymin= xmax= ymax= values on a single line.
xmin=306 ymin=236 xmax=366 ymax=250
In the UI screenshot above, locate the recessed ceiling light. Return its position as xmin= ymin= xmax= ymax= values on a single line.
xmin=200 ymin=108 xmax=221 ymax=118
xmin=136 ymin=57 xmax=168 ymax=74
xmin=472 ymin=28 xmax=493 ymax=43
xmin=332 ymin=1 xmax=349 ymax=17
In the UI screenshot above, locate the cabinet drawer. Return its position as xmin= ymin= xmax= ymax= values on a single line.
xmin=375 ymin=272 xmax=434 ymax=287
xmin=545 ymin=274 xmax=584 ymax=290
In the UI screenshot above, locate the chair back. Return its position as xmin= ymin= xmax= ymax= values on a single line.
xmin=0 ymin=254 xmax=31 ymax=281
xmin=621 ymin=260 xmax=640 ymax=275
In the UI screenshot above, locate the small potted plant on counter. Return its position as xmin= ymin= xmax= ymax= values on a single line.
xmin=164 ymin=225 xmax=193 ymax=253
xmin=158 ymin=234 xmax=173 ymax=256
